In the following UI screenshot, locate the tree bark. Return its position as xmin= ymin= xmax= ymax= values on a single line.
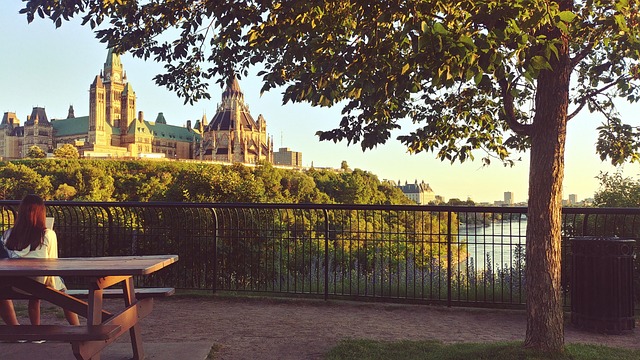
xmin=523 ymin=30 xmax=571 ymax=351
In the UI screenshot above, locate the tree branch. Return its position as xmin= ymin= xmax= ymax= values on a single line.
xmin=570 ymin=27 xmax=606 ymax=69
xmin=566 ymin=100 xmax=587 ymax=121
xmin=571 ymin=42 xmax=594 ymax=69
xmin=567 ymin=76 xmax=629 ymax=121
xmin=499 ymin=78 xmax=531 ymax=136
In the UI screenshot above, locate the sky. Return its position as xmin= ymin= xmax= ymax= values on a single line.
xmin=1 ymin=3 xmax=639 ymax=204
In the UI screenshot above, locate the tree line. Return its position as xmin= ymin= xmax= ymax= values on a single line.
xmin=0 ymin=159 xmax=413 ymax=205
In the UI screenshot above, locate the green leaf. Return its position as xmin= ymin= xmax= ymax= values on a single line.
xmin=474 ymin=72 xmax=483 ymax=86
xmin=547 ymin=44 xmax=559 ymax=60
xmin=557 ymin=11 xmax=576 ymax=23
xmin=459 ymin=35 xmax=475 ymax=49
xmin=614 ymin=14 xmax=626 ymax=29
xmin=433 ymin=22 xmax=448 ymax=35
xmin=530 ymin=56 xmax=551 ymax=70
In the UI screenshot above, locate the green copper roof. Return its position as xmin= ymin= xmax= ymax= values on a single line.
xmin=52 ymin=114 xmax=198 ymax=142
xmin=127 ymin=119 xmax=152 ymax=135
xmin=52 ymin=116 xmax=119 ymax=136
xmin=147 ymin=121 xmax=200 ymax=141
xmin=51 ymin=116 xmax=90 ymax=136
xmin=155 ymin=112 xmax=167 ymax=124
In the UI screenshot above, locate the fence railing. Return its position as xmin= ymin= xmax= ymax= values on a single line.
xmin=1 ymin=201 xmax=638 ymax=309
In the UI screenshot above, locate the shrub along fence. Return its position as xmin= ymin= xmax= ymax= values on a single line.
xmin=0 ymin=201 xmax=638 ymax=309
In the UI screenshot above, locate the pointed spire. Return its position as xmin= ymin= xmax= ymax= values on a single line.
xmin=93 ymin=74 xmax=103 ymax=87
xmin=104 ymin=48 xmax=123 ymax=83
xmin=199 ymin=114 xmax=206 ymax=132
xmin=201 ymin=111 xmax=208 ymax=127
xmin=67 ymin=105 xmax=75 ymax=119
xmin=105 ymin=48 xmax=122 ymax=69
xmin=222 ymin=76 xmax=244 ymax=100
xmin=122 ymin=82 xmax=135 ymax=96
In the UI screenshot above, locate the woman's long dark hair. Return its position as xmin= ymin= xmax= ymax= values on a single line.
xmin=5 ymin=194 xmax=47 ymax=252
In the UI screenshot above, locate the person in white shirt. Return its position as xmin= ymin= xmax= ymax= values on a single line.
xmin=1 ymin=194 xmax=79 ymax=326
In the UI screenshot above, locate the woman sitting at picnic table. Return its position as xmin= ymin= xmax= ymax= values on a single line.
xmin=0 ymin=243 xmax=19 ymax=325
xmin=0 ymin=194 xmax=79 ymax=326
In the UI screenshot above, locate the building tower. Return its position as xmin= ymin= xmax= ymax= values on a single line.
xmin=120 ymin=82 xmax=136 ymax=135
xmin=0 ymin=112 xmax=22 ymax=158
xmin=22 ymin=107 xmax=53 ymax=155
xmin=103 ymin=49 xmax=125 ymax=128
xmin=89 ymin=49 xmax=130 ymax=149
xmin=88 ymin=74 xmax=107 ymax=146
xmin=504 ymin=191 xmax=514 ymax=205
xmin=203 ymin=77 xmax=272 ymax=164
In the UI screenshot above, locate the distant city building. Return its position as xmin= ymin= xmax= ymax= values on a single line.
xmin=398 ymin=180 xmax=436 ymax=205
xmin=504 ymin=191 xmax=514 ymax=205
xmin=568 ymin=194 xmax=578 ymax=205
xmin=274 ymin=147 xmax=302 ymax=167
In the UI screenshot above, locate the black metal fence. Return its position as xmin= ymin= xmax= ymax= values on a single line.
xmin=1 ymin=201 xmax=638 ymax=309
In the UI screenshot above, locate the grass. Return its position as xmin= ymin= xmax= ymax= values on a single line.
xmin=324 ymin=340 xmax=640 ymax=360
xmin=207 ymin=344 xmax=222 ymax=360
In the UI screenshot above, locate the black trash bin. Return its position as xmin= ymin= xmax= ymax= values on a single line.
xmin=570 ymin=236 xmax=635 ymax=334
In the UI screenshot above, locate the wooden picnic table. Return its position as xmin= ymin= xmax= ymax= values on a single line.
xmin=0 ymin=255 xmax=178 ymax=360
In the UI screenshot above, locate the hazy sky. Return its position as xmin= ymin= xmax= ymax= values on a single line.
xmin=1 ymin=3 xmax=639 ymax=204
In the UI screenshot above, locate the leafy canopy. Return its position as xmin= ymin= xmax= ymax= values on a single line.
xmin=594 ymin=171 xmax=640 ymax=207
xmin=26 ymin=145 xmax=46 ymax=159
xmin=53 ymin=144 xmax=80 ymax=159
xmin=20 ymin=1 xmax=640 ymax=165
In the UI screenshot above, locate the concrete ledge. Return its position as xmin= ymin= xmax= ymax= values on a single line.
xmin=1 ymin=341 xmax=213 ymax=360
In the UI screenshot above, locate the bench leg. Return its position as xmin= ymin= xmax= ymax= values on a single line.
xmin=73 ymin=344 xmax=99 ymax=360
xmin=70 ymin=299 xmax=153 ymax=360
xmin=74 ymin=288 xmax=104 ymax=360
xmin=123 ymin=277 xmax=145 ymax=360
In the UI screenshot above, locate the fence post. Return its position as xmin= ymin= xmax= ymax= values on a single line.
xmin=447 ymin=210 xmax=452 ymax=307
xmin=582 ymin=213 xmax=590 ymax=235
xmin=212 ymin=207 xmax=218 ymax=295
xmin=323 ymin=208 xmax=329 ymax=301
xmin=105 ymin=205 xmax=114 ymax=257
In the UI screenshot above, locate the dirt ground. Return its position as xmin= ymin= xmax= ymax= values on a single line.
xmin=20 ymin=296 xmax=640 ymax=359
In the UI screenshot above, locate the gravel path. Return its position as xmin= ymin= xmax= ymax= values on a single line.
xmin=141 ymin=297 xmax=640 ymax=359
xmin=24 ymin=296 xmax=640 ymax=359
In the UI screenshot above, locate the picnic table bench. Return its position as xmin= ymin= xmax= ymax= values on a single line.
xmin=1 ymin=287 xmax=175 ymax=300
xmin=0 ymin=324 xmax=122 ymax=342
xmin=0 ymin=255 xmax=178 ymax=360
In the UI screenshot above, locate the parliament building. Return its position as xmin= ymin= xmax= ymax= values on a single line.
xmin=0 ymin=50 xmax=275 ymax=165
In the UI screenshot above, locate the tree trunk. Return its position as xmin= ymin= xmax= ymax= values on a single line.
xmin=523 ymin=30 xmax=571 ymax=351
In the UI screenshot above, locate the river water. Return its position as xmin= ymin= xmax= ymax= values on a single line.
xmin=456 ymin=220 xmax=528 ymax=271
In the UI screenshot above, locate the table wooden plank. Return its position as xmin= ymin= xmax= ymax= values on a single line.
xmin=0 ymin=324 xmax=122 ymax=342
xmin=0 ymin=255 xmax=178 ymax=276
